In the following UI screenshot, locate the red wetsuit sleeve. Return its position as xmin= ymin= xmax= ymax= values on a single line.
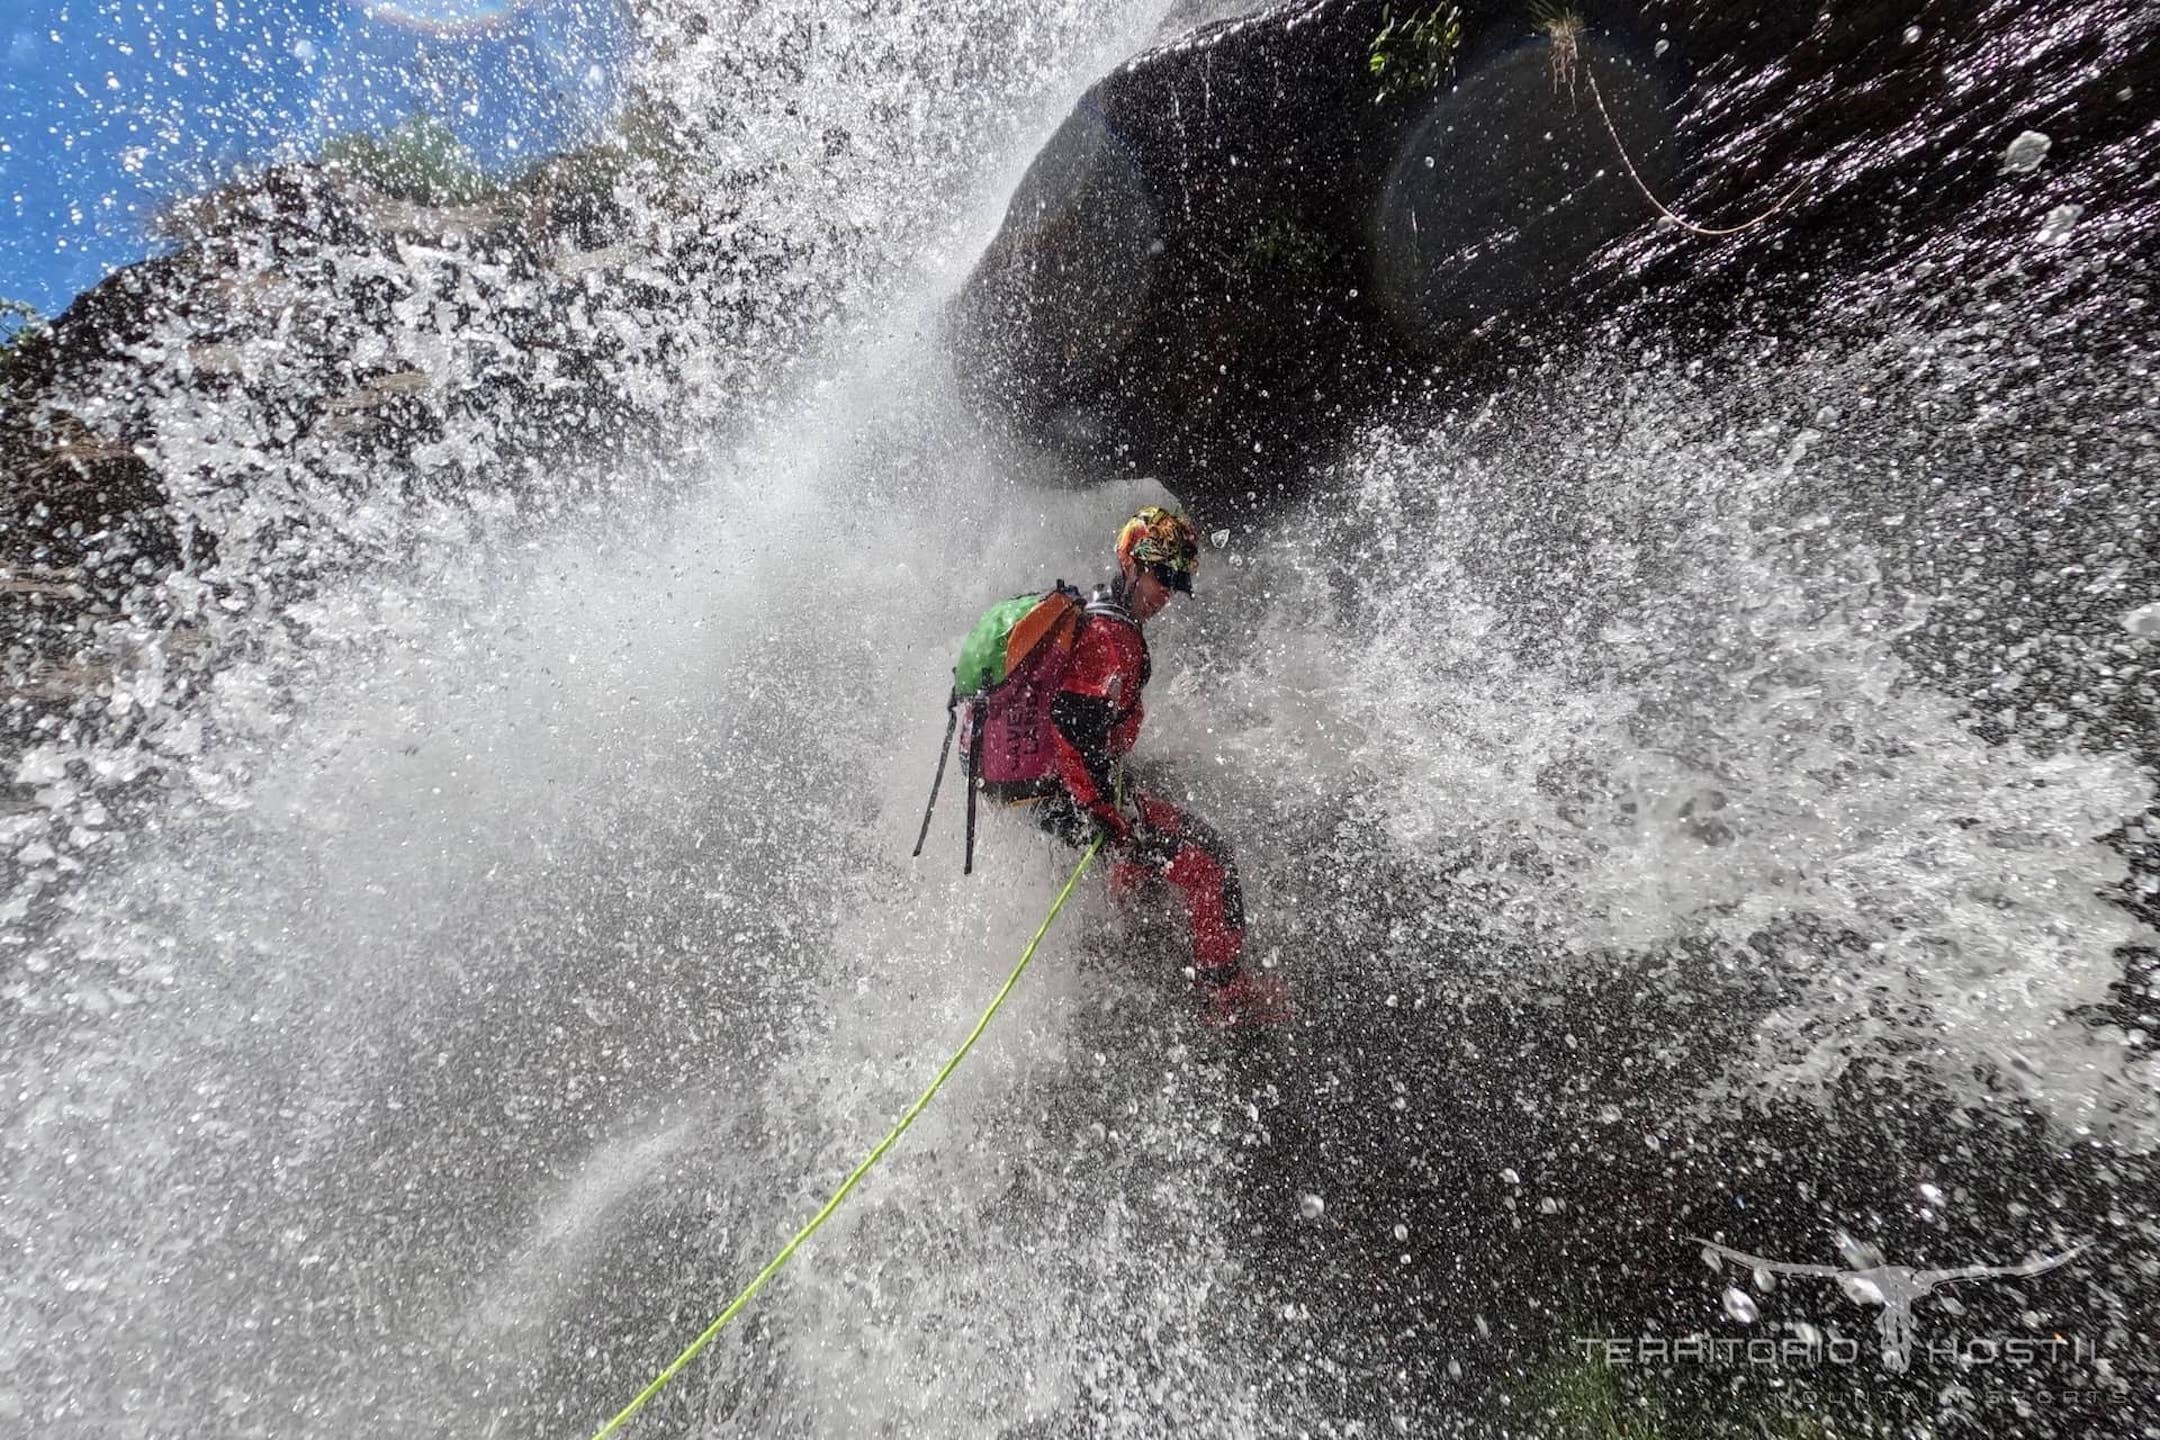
xmin=1048 ymin=619 xmax=1147 ymax=836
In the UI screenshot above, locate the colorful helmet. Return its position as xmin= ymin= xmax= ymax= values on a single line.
xmin=1115 ymin=504 xmax=1200 ymax=593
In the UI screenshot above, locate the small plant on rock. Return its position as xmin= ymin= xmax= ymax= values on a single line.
xmin=320 ymin=113 xmax=497 ymax=207
xmin=0 ymin=297 xmax=45 ymax=344
xmin=0 ymin=298 xmax=49 ymax=384
xmin=1369 ymin=3 xmax=1462 ymax=100
xmin=1535 ymin=3 xmax=1587 ymax=95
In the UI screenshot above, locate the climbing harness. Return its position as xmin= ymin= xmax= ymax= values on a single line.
xmin=583 ymin=835 xmax=1105 ymax=1440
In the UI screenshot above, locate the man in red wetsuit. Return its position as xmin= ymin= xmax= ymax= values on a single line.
xmin=988 ymin=505 xmax=1292 ymax=1031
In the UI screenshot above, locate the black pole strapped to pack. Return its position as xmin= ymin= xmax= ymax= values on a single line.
xmin=962 ymin=699 xmax=985 ymax=876
xmin=912 ymin=690 xmax=960 ymax=860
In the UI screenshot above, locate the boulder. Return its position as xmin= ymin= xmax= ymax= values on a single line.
xmin=952 ymin=0 xmax=1679 ymax=509
xmin=952 ymin=0 xmax=2160 ymax=512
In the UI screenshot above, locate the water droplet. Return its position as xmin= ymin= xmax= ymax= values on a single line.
xmin=2037 ymin=203 xmax=2084 ymax=246
xmin=1840 ymin=1275 xmax=1886 ymax=1306
xmin=1653 ymin=38 xmax=1669 ymax=56
xmin=1299 ymin=1193 xmax=1325 ymax=1221
xmin=1393 ymin=1223 xmax=1409 ymax=1241
xmin=1500 ymin=1167 xmax=1519 ymax=1185
xmin=1722 ymin=1286 xmax=1760 ymax=1323
xmin=2000 ymin=129 xmax=2051 ymax=175
xmin=1446 ymin=1358 xmax=1463 ymax=1380
xmin=1902 ymin=24 xmax=1922 ymax=43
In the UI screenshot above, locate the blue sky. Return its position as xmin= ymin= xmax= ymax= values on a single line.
xmin=0 ymin=0 xmax=631 ymax=319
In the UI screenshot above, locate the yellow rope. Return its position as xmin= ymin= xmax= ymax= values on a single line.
xmin=1546 ymin=17 xmax=1797 ymax=239
xmin=584 ymin=836 xmax=1104 ymax=1440
xmin=1582 ymin=57 xmax=1795 ymax=238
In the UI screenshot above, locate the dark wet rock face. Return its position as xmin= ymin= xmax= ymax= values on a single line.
xmin=1368 ymin=33 xmax=1675 ymax=354
xmin=951 ymin=0 xmax=1685 ymax=504
xmin=952 ymin=0 xmax=2159 ymax=512
xmin=0 ymin=261 xmax=192 ymax=576
xmin=0 ymin=140 xmax=765 ymax=729
xmin=955 ymin=0 xmax=1427 ymax=501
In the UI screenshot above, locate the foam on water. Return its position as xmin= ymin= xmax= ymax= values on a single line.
xmin=2 ymin=2 xmax=1274 ymax=1433
xmin=1198 ymin=350 xmax=2157 ymax=1145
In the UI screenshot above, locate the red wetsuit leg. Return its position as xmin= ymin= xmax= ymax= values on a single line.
xmin=1131 ymin=792 xmax=1246 ymax=980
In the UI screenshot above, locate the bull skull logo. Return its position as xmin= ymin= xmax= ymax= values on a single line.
xmin=1694 ymin=1234 xmax=2088 ymax=1372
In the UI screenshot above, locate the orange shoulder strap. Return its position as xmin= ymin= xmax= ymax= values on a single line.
xmin=1003 ymin=589 xmax=1083 ymax=676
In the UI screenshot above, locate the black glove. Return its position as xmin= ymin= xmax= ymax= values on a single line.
xmin=1121 ymin=818 xmax=1182 ymax=869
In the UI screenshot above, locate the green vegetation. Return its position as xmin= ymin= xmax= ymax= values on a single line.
xmin=1517 ymin=1348 xmax=1664 ymax=1439
xmin=152 ymin=111 xmax=509 ymax=243
xmin=509 ymin=97 xmax=692 ymax=245
xmin=1511 ymin=1346 xmax=1903 ymax=1439
xmin=1 ymin=293 xmax=45 ymax=336
xmin=0 ymin=298 xmax=50 ymax=391
xmin=319 ymin=113 xmax=497 ymax=207
xmin=1242 ymin=218 xmax=1328 ymax=273
xmin=1368 ymin=3 xmax=1463 ymax=100
xmin=0 ymin=297 xmax=45 ymax=345
xmin=152 ymin=93 xmax=697 ymax=251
